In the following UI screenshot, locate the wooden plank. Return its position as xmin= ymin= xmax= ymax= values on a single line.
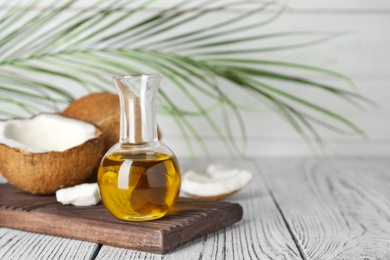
xmin=257 ymin=157 xmax=390 ymax=259
xmin=0 ymin=227 xmax=99 ymax=260
xmin=94 ymin=158 xmax=302 ymax=260
xmin=0 ymin=183 xmax=242 ymax=254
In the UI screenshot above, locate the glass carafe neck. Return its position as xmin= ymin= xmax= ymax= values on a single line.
xmin=113 ymin=74 xmax=161 ymax=145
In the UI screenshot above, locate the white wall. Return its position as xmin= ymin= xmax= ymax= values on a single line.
xmin=0 ymin=0 xmax=389 ymax=158
xmin=161 ymin=0 xmax=390 ymax=157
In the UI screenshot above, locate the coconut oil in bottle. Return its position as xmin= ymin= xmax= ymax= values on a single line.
xmin=97 ymin=74 xmax=181 ymax=221
xmin=98 ymin=151 xmax=180 ymax=221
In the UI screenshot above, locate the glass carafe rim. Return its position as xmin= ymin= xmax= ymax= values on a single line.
xmin=113 ymin=73 xmax=163 ymax=80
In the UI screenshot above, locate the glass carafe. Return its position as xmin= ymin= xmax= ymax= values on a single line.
xmin=97 ymin=74 xmax=181 ymax=221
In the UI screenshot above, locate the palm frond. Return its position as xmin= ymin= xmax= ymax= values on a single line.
xmin=0 ymin=0 xmax=371 ymax=154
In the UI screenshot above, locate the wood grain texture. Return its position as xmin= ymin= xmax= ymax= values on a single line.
xmin=0 ymin=227 xmax=99 ymax=260
xmin=0 ymin=183 xmax=243 ymax=254
xmin=257 ymin=157 xmax=390 ymax=260
xmin=2 ymin=157 xmax=390 ymax=259
xmin=94 ymin=158 xmax=302 ymax=260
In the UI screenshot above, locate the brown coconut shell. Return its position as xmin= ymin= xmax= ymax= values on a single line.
xmin=184 ymin=190 xmax=240 ymax=201
xmin=62 ymin=92 xmax=161 ymax=151
xmin=62 ymin=92 xmax=120 ymax=151
xmin=0 ymin=116 xmax=105 ymax=195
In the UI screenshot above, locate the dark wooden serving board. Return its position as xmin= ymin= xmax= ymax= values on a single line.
xmin=0 ymin=184 xmax=243 ymax=254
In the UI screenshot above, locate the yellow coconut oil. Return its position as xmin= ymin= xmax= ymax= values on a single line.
xmin=98 ymin=151 xmax=181 ymax=221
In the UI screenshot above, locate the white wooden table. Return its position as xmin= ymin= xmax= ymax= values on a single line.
xmin=1 ymin=157 xmax=390 ymax=259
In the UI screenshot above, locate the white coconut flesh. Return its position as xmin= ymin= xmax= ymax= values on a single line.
xmin=0 ymin=114 xmax=98 ymax=153
xmin=56 ymin=183 xmax=101 ymax=206
xmin=181 ymin=164 xmax=253 ymax=198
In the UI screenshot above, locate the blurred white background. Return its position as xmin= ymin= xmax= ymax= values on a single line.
xmin=161 ymin=0 xmax=390 ymax=157
xmin=0 ymin=0 xmax=389 ymax=158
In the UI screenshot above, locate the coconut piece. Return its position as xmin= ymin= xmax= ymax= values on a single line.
xmin=0 ymin=173 xmax=6 ymax=184
xmin=181 ymin=164 xmax=253 ymax=200
xmin=0 ymin=113 xmax=105 ymax=195
xmin=56 ymin=183 xmax=101 ymax=206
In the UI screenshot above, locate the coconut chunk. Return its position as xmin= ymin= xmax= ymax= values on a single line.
xmin=182 ymin=164 xmax=253 ymax=200
xmin=0 ymin=172 xmax=7 ymax=184
xmin=56 ymin=183 xmax=101 ymax=206
xmin=0 ymin=113 xmax=97 ymax=153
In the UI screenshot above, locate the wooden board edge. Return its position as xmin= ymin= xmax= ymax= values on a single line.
xmin=0 ymin=208 xmax=165 ymax=254
xmin=161 ymin=203 xmax=243 ymax=253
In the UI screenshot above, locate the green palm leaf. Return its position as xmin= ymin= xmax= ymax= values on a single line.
xmin=0 ymin=0 xmax=372 ymax=154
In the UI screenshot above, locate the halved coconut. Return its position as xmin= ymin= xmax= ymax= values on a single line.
xmin=62 ymin=92 xmax=120 ymax=151
xmin=182 ymin=164 xmax=253 ymax=200
xmin=62 ymin=92 xmax=161 ymax=151
xmin=0 ymin=113 xmax=105 ymax=194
